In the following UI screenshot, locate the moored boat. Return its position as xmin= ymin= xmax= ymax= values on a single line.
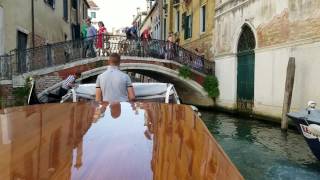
xmin=287 ymin=101 xmax=320 ymax=160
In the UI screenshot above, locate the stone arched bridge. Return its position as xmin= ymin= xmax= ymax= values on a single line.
xmin=0 ymin=35 xmax=214 ymax=107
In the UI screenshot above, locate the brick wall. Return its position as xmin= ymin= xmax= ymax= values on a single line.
xmin=0 ymin=84 xmax=14 ymax=107
xmin=182 ymin=34 xmax=214 ymax=61
xmin=257 ymin=9 xmax=320 ymax=48
xmin=35 ymin=75 xmax=62 ymax=94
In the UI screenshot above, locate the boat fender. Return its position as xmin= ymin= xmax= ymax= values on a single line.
xmin=308 ymin=124 xmax=320 ymax=137
xmin=190 ymin=105 xmax=201 ymax=117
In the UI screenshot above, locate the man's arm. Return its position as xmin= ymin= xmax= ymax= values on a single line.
xmin=96 ymin=88 xmax=102 ymax=102
xmin=127 ymin=86 xmax=136 ymax=102
xmin=126 ymin=75 xmax=135 ymax=102
xmin=95 ymin=75 xmax=102 ymax=102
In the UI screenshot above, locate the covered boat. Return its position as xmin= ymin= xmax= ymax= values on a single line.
xmin=287 ymin=101 xmax=320 ymax=160
xmin=0 ymin=102 xmax=244 ymax=179
xmin=61 ymin=83 xmax=181 ymax=104
xmin=31 ymin=82 xmax=180 ymax=104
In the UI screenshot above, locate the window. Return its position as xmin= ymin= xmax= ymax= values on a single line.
xmin=183 ymin=13 xmax=192 ymax=39
xmin=63 ymin=0 xmax=68 ymax=21
xmin=17 ymin=31 xmax=28 ymax=73
xmin=163 ymin=18 xmax=167 ymax=40
xmin=200 ymin=5 xmax=206 ymax=33
xmin=90 ymin=12 xmax=96 ymax=19
xmin=82 ymin=4 xmax=87 ymax=19
xmin=72 ymin=0 xmax=77 ymax=9
xmin=175 ymin=10 xmax=180 ymax=33
xmin=44 ymin=0 xmax=55 ymax=9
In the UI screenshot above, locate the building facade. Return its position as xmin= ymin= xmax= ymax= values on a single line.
xmin=0 ymin=0 xmax=89 ymax=53
xmin=0 ymin=5 xmax=4 ymax=54
xmin=163 ymin=0 xmax=215 ymax=60
xmin=87 ymin=0 xmax=101 ymax=28
xmin=214 ymin=0 xmax=320 ymax=119
xmin=139 ymin=1 xmax=162 ymax=40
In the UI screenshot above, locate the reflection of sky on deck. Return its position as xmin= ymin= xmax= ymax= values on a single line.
xmin=0 ymin=102 xmax=243 ymax=179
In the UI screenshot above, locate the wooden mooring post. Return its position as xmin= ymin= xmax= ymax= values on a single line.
xmin=281 ymin=57 xmax=296 ymax=131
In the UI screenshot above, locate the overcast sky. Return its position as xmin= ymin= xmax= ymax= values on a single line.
xmin=93 ymin=0 xmax=147 ymax=30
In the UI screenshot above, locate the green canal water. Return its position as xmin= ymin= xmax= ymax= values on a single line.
xmin=201 ymin=111 xmax=320 ymax=180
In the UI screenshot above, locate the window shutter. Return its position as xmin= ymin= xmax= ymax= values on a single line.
xmin=63 ymin=0 xmax=68 ymax=20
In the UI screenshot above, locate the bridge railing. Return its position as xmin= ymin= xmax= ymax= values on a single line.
xmin=1 ymin=35 xmax=214 ymax=79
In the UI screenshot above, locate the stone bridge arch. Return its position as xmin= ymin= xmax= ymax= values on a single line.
xmin=80 ymin=63 xmax=213 ymax=107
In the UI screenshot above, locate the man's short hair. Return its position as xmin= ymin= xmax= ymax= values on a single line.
xmin=86 ymin=17 xmax=91 ymax=23
xmin=109 ymin=53 xmax=121 ymax=65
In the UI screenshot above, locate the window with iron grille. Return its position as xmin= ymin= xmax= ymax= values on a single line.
xmin=63 ymin=0 xmax=68 ymax=21
xmin=44 ymin=0 xmax=55 ymax=9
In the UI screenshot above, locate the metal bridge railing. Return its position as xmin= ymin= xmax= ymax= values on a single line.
xmin=0 ymin=35 xmax=214 ymax=80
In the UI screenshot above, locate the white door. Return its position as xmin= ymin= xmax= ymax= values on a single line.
xmin=0 ymin=6 xmax=4 ymax=54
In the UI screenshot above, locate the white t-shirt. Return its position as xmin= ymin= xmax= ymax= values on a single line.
xmin=96 ymin=66 xmax=132 ymax=102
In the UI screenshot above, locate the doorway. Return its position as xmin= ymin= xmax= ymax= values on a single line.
xmin=237 ymin=25 xmax=256 ymax=112
xmin=17 ymin=31 xmax=28 ymax=73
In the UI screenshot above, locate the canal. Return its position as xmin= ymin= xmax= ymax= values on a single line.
xmin=201 ymin=111 xmax=320 ymax=180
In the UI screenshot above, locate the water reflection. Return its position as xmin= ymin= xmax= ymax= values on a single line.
xmin=201 ymin=111 xmax=320 ymax=180
xmin=0 ymin=103 xmax=96 ymax=180
xmin=0 ymin=102 xmax=243 ymax=180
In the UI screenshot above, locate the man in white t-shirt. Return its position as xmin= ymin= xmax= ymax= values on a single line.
xmin=95 ymin=53 xmax=135 ymax=103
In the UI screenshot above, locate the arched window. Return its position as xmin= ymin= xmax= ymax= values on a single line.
xmin=237 ymin=25 xmax=256 ymax=53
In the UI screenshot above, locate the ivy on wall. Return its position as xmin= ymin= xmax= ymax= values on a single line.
xmin=203 ymin=75 xmax=220 ymax=99
xmin=178 ymin=65 xmax=192 ymax=79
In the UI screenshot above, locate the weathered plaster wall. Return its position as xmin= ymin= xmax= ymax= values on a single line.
xmin=215 ymin=0 xmax=320 ymax=55
xmin=215 ymin=0 xmax=320 ymax=119
xmin=0 ymin=0 xmax=88 ymax=53
xmin=0 ymin=6 xmax=4 ymax=54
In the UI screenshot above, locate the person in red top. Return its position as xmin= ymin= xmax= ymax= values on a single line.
xmin=140 ymin=26 xmax=152 ymax=56
xmin=141 ymin=26 xmax=151 ymax=41
xmin=96 ymin=21 xmax=107 ymax=56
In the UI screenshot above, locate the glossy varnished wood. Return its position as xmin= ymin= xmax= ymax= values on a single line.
xmin=0 ymin=102 xmax=243 ymax=180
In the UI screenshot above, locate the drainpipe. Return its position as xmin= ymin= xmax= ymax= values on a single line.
xmin=31 ymin=0 xmax=35 ymax=48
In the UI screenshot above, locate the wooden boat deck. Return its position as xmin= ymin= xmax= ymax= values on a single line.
xmin=0 ymin=102 xmax=243 ymax=180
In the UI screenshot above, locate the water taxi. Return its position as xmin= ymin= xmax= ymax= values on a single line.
xmin=0 ymin=79 xmax=243 ymax=179
xmin=288 ymin=101 xmax=320 ymax=161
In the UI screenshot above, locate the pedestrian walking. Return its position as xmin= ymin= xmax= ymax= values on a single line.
xmin=165 ymin=32 xmax=174 ymax=60
xmin=85 ymin=17 xmax=97 ymax=58
xmin=96 ymin=21 xmax=107 ymax=56
xmin=194 ymin=48 xmax=204 ymax=70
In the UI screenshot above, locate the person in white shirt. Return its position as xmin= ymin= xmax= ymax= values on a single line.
xmin=95 ymin=53 xmax=135 ymax=103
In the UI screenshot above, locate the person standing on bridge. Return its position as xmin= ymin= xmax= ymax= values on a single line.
xmin=85 ymin=17 xmax=97 ymax=58
xmin=140 ymin=26 xmax=152 ymax=56
xmin=96 ymin=21 xmax=107 ymax=56
xmin=95 ymin=53 xmax=136 ymax=103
